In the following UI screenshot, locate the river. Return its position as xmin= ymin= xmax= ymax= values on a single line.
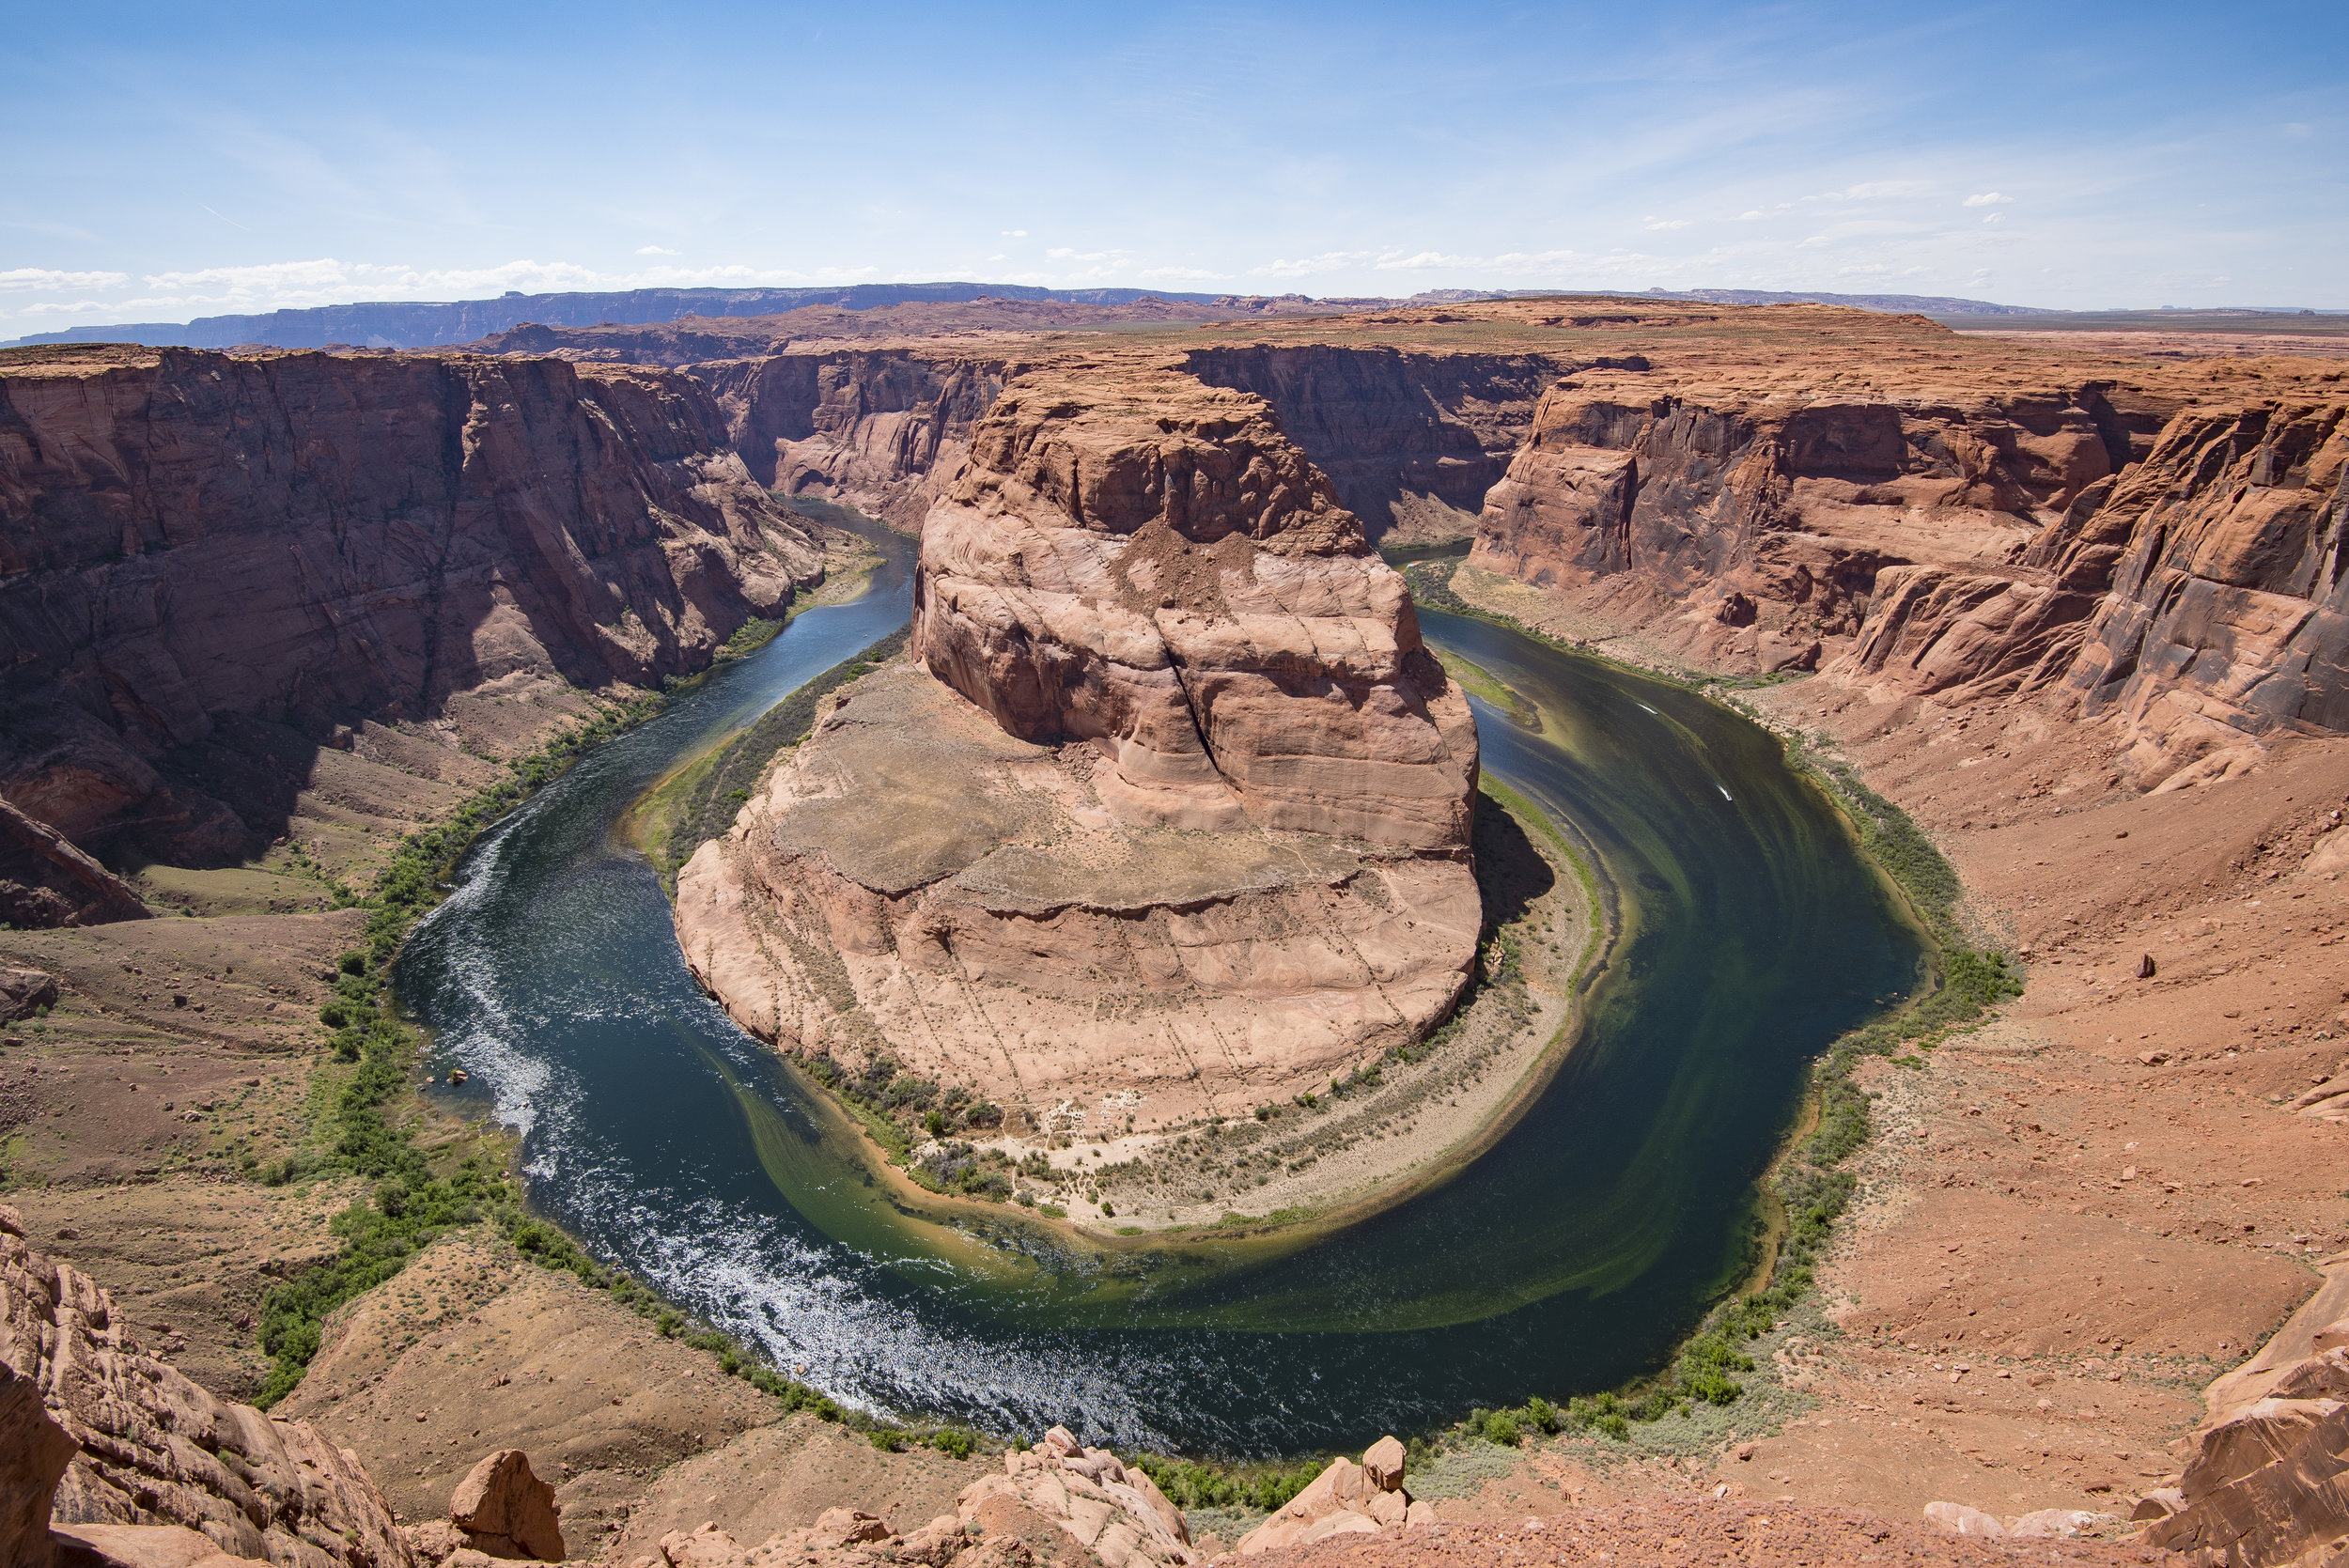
xmin=395 ymin=529 xmax=1922 ymax=1456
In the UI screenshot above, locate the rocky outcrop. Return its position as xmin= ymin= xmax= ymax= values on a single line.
xmin=444 ymin=1452 xmax=562 ymax=1561
xmin=644 ymin=1430 xmax=1192 ymax=1568
xmin=0 ymin=796 xmax=151 ymax=927
xmin=1 ymin=1205 xmax=412 ymax=1568
xmin=914 ymin=365 xmax=1476 ymax=847
xmin=2058 ymin=399 xmax=2347 ymax=786
xmin=1233 ymin=1436 xmax=1429 ymax=1554
xmin=692 ymin=351 xmax=1010 ymax=528
xmin=1182 ymin=347 xmax=1558 ymax=537
xmin=677 ymin=366 xmax=1480 ymax=1122
xmin=675 ymin=662 xmax=1480 ymax=1125
xmin=0 ymin=345 xmax=822 ymax=882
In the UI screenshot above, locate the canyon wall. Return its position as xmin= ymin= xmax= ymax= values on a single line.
xmin=3 ymin=1205 xmax=412 ymax=1568
xmin=1466 ymin=354 xmax=2347 ymax=778
xmin=0 ymin=345 xmax=821 ymax=891
xmin=1182 ymin=346 xmax=1559 ymax=538
xmin=691 ymin=350 xmax=1011 ymax=529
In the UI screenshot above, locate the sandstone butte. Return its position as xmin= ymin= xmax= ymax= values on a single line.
xmin=3 ymin=298 xmax=2349 ymax=1568
xmin=674 ymin=365 xmax=1483 ymax=1125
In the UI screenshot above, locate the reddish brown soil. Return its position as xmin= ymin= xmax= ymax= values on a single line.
xmin=1234 ymin=1502 xmax=2145 ymax=1568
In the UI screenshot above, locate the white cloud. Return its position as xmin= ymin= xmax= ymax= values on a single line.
xmin=0 ymin=268 xmax=130 ymax=291
xmin=1136 ymin=266 xmax=1221 ymax=282
xmin=1642 ymin=217 xmax=1690 ymax=230
xmin=1963 ymin=192 xmax=2014 ymax=207
xmin=635 ymin=244 xmax=679 ymax=256
xmin=1045 ymin=247 xmax=1129 ymax=262
xmin=1982 ymin=212 xmax=2006 ymax=225
xmin=1001 ymin=229 xmax=1027 ymax=237
xmin=15 ymin=300 xmax=123 ymax=316
xmin=1736 ymin=210 xmax=1768 ymax=221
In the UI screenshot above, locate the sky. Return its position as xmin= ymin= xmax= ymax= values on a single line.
xmin=3 ymin=0 xmax=2343 ymax=335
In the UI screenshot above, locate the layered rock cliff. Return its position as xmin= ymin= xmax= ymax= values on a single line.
xmin=692 ymin=349 xmax=1011 ymax=528
xmin=1463 ymin=336 xmax=2347 ymax=781
xmin=677 ymin=365 xmax=1480 ymax=1123
xmin=2 ymin=1205 xmax=411 ymax=1568
xmin=0 ymin=345 xmax=821 ymax=886
xmin=1182 ymin=346 xmax=1558 ymax=538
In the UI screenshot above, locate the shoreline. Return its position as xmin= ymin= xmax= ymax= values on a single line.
xmin=699 ymin=770 xmax=1613 ymax=1261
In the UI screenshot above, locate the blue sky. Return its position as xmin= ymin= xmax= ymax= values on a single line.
xmin=3 ymin=0 xmax=2341 ymax=333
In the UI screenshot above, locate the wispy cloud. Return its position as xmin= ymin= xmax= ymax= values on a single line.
xmin=635 ymin=244 xmax=679 ymax=255
xmin=1963 ymin=192 xmax=2014 ymax=207
xmin=0 ymin=268 xmax=130 ymax=291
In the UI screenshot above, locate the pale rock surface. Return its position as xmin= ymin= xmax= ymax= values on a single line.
xmin=0 ymin=1205 xmax=412 ymax=1568
xmin=1234 ymin=1436 xmax=1425 ymax=1555
xmin=446 ymin=1452 xmax=563 ymax=1561
xmin=50 ymin=1521 xmax=273 ymax=1568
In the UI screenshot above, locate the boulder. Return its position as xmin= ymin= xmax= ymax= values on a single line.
xmin=2007 ymin=1509 xmax=2112 ymax=1539
xmin=951 ymin=1436 xmax=1198 ymax=1567
xmin=0 ymin=966 xmax=59 ymax=1022
xmin=1235 ymin=1441 xmax=1420 ymax=1555
xmin=1922 ymin=1502 xmax=2005 ymax=1538
xmin=2131 ymin=1488 xmax=2186 ymax=1521
xmin=447 ymin=1451 xmax=563 ymax=1561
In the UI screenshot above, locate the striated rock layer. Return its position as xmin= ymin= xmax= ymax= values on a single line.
xmin=678 ymin=367 xmax=1480 ymax=1124
xmin=913 ymin=365 xmax=1477 ymax=846
xmin=1 ymin=1205 xmax=412 ymax=1568
xmin=0 ymin=344 xmax=822 ymax=881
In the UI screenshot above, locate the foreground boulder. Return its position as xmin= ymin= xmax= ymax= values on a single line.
xmin=446 ymin=1452 xmax=563 ymax=1562
xmin=0 ymin=1205 xmax=411 ymax=1568
xmin=1234 ymin=1435 xmax=1430 ymax=1554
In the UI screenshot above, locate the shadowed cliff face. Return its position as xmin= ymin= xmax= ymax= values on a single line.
xmin=0 ymin=347 xmax=822 ymax=881
xmin=693 ymin=350 xmax=1012 ymax=529
xmin=912 ymin=365 xmax=1478 ymax=848
xmin=1181 ymin=346 xmax=1559 ymax=541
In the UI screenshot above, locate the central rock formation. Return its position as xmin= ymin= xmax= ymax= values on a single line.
xmin=914 ymin=365 xmax=1477 ymax=845
xmin=677 ymin=367 xmax=1480 ymax=1129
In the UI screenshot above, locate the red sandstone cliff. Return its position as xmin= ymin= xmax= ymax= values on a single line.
xmin=0 ymin=345 xmax=821 ymax=896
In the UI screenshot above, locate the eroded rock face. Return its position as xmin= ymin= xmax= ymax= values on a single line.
xmin=0 ymin=346 xmax=822 ymax=877
xmin=2059 ymin=399 xmax=2348 ymax=787
xmin=913 ymin=365 xmax=1477 ymax=848
xmin=1470 ymin=380 xmax=2165 ymax=682
xmin=0 ymin=1205 xmax=412 ymax=1568
xmin=694 ymin=350 xmax=1012 ymax=529
xmin=676 ymin=663 xmax=1479 ymax=1123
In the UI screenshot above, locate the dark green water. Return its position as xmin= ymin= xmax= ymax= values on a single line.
xmin=396 ymin=534 xmax=1922 ymax=1456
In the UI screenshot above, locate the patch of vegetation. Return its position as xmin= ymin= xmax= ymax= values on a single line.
xmin=643 ymin=629 xmax=909 ymax=880
xmin=1128 ymin=1452 xmax=1324 ymax=1514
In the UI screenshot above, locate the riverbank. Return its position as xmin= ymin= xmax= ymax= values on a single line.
xmin=1338 ymin=558 xmax=2349 ymax=1537
xmin=740 ymin=765 xmax=1606 ymax=1249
